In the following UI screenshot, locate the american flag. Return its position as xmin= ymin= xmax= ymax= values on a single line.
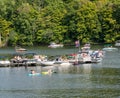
xmin=75 ymin=40 xmax=80 ymax=47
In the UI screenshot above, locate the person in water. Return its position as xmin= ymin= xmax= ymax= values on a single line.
xmin=30 ymin=70 xmax=36 ymax=74
xmin=47 ymin=69 xmax=52 ymax=74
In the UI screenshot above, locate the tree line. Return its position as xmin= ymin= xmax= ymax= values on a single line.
xmin=0 ymin=0 xmax=120 ymax=47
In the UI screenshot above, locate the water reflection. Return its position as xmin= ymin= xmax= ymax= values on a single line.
xmin=0 ymin=64 xmax=119 ymax=98
xmin=57 ymin=64 xmax=73 ymax=73
xmin=82 ymin=64 xmax=92 ymax=74
xmin=0 ymin=47 xmax=120 ymax=98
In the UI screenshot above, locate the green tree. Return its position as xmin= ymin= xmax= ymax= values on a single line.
xmin=12 ymin=3 xmax=39 ymax=46
xmin=0 ymin=18 xmax=13 ymax=47
xmin=98 ymin=3 xmax=117 ymax=43
xmin=0 ymin=0 xmax=120 ymax=46
xmin=36 ymin=0 xmax=67 ymax=44
xmin=62 ymin=0 xmax=101 ymax=43
xmin=112 ymin=1 xmax=120 ymax=40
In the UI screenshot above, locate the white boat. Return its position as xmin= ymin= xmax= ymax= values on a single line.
xmin=60 ymin=62 xmax=72 ymax=66
xmin=40 ymin=61 xmax=55 ymax=66
xmin=54 ymin=61 xmax=72 ymax=66
xmin=77 ymin=52 xmax=92 ymax=63
xmin=102 ymin=47 xmax=118 ymax=51
xmin=81 ymin=43 xmax=91 ymax=51
xmin=40 ymin=60 xmax=71 ymax=66
xmin=0 ymin=60 xmax=10 ymax=67
xmin=90 ymin=50 xmax=104 ymax=63
xmin=115 ymin=40 xmax=120 ymax=46
xmin=15 ymin=46 xmax=27 ymax=52
xmin=91 ymin=57 xmax=103 ymax=63
xmin=0 ymin=56 xmax=10 ymax=67
xmin=68 ymin=52 xmax=92 ymax=64
xmin=68 ymin=50 xmax=103 ymax=64
xmin=48 ymin=42 xmax=63 ymax=48
xmin=40 ymin=58 xmax=71 ymax=66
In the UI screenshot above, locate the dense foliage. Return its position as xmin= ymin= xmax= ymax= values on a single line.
xmin=0 ymin=0 xmax=120 ymax=46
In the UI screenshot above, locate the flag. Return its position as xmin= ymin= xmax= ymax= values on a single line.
xmin=75 ymin=40 xmax=80 ymax=47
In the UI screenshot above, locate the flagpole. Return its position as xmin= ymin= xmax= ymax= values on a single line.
xmin=78 ymin=40 xmax=80 ymax=52
xmin=75 ymin=40 xmax=80 ymax=65
xmin=75 ymin=40 xmax=80 ymax=52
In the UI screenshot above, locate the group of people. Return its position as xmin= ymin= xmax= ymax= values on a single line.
xmin=14 ymin=56 xmax=22 ymax=60
xmin=30 ymin=69 xmax=53 ymax=75
xmin=33 ymin=55 xmax=47 ymax=62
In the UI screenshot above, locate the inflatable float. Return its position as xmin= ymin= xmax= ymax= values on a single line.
xmin=28 ymin=73 xmax=41 ymax=76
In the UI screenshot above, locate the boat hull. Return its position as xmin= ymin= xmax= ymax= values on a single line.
xmin=102 ymin=47 xmax=118 ymax=51
xmin=40 ymin=61 xmax=55 ymax=66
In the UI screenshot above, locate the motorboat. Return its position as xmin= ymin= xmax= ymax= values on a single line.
xmin=68 ymin=50 xmax=104 ymax=64
xmin=15 ymin=46 xmax=27 ymax=52
xmin=10 ymin=52 xmax=37 ymax=66
xmin=40 ymin=55 xmax=71 ymax=66
xmin=102 ymin=44 xmax=118 ymax=51
xmin=102 ymin=47 xmax=118 ymax=51
xmin=0 ymin=56 xmax=10 ymax=67
xmin=54 ymin=60 xmax=72 ymax=66
xmin=40 ymin=60 xmax=71 ymax=66
xmin=115 ymin=40 xmax=120 ymax=46
xmin=48 ymin=42 xmax=63 ymax=48
xmin=81 ymin=43 xmax=91 ymax=51
xmin=40 ymin=61 xmax=55 ymax=66
xmin=68 ymin=52 xmax=92 ymax=64
xmin=0 ymin=60 xmax=10 ymax=67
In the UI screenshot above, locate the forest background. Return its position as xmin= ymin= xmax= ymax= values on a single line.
xmin=0 ymin=0 xmax=120 ymax=47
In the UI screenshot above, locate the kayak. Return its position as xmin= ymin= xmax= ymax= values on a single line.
xmin=28 ymin=73 xmax=41 ymax=76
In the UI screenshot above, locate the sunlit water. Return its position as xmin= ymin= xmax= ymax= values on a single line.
xmin=0 ymin=46 xmax=120 ymax=98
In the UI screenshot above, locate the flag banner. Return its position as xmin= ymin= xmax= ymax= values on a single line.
xmin=75 ymin=40 xmax=80 ymax=47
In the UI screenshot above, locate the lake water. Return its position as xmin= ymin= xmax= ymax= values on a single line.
xmin=0 ymin=46 xmax=120 ymax=98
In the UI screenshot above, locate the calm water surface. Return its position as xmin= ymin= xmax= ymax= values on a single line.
xmin=0 ymin=46 xmax=120 ymax=98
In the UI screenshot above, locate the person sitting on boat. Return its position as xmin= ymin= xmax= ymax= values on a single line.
xmin=16 ymin=56 xmax=22 ymax=60
xmin=34 ymin=55 xmax=42 ymax=61
xmin=98 ymin=50 xmax=104 ymax=58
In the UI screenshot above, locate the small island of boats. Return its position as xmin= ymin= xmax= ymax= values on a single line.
xmin=0 ymin=43 xmax=107 ymax=67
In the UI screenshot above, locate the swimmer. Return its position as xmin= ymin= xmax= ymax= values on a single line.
xmin=30 ymin=70 xmax=36 ymax=74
